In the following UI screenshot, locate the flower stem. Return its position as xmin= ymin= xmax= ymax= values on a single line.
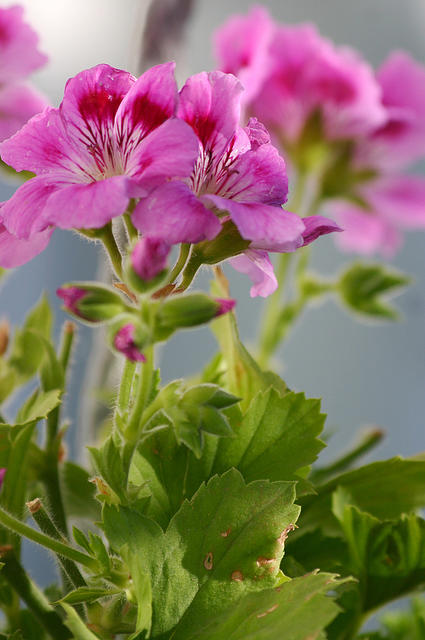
xmin=27 ymin=498 xmax=86 ymax=590
xmin=0 ymin=505 xmax=98 ymax=571
xmin=99 ymin=223 xmax=124 ymax=280
xmin=0 ymin=546 xmax=73 ymax=639
xmin=167 ymin=243 xmax=191 ymax=286
xmin=124 ymin=345 xmax=155 ymax=443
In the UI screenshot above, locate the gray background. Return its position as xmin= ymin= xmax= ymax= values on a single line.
xmin=0 ymin=0 xmax=424 ymax=603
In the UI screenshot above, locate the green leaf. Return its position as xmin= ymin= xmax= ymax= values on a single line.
xmin=299 ymin=458 xmax=425 ymax=535
xmin=61 ymin=603 xmax=100 ymax=639
xmin=103 ymin=469 xmax=300 ymax=639
xmin=61 ymin=462 xmax=100 ymax=520
xmin=338 ymin=263 xmax=410 ymax=320
xmin=168 ymin=572 xmax=344 ymax=640
xmin=15 ymin=389 xmax=62 ymax=425
xmin=213 ymin=388 xmax=326 ymax=492
xmin=1 ymin=423 xmax=36 ymax=525
xmin=59 ymin=586 xmax=122 ymax=604
xmin=9 ymin=295 xmax=53 ymax=380
xmin=89 ymin=436 xmax=127 ymax=503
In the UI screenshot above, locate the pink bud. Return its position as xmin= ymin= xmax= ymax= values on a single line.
xmin=215 ymin=298 xmax=236 ymax=316
xmin=113 ymin=324 xmax=146 ymax=362
xmin=0 ymin=468 xmax=6 ymax=489
xmin=57 ymin=286 xmax=87 ymax=317
xmin=131 ymin=237 xmax=171 ymax=282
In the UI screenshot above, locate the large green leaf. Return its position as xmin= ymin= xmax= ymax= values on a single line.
xmin=169 ymin=572 xmax=344 ymax=640
xmin=133 ymin=388 xmax=324 ymax=527
xmin=103 ymin=469 xmax=300 ymax=638
xmin=212 ymin=388 xmax=325 ymax=490
xmin=299 ymin=458 xmax=425 ymax=535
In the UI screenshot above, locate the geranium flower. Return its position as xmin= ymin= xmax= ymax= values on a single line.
xmin=332 ymin=53 xmax=425 ymax=257
xmin=0 ymin=62 xmax=198 ymax=249
xmin=214 ymin=6 xmax=385 ymax=143
xmin=133 ymin=71 xmax=339 ymax=296
xmin=0 ymin=6 xmax=49 ymax=144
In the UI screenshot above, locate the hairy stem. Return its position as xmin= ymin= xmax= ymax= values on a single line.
xmin=124 ymin=345 xmax=155 ymax=443
xmin=99 ymin=223 xmax=124 ymax=280
xmin=0 ymin=506 xmax=98 ymax=571
xmin=0 ymin=546 xmax=72 ymax=639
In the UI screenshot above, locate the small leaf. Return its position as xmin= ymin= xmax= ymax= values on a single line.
xmin=59 ymin=586 xmax=122 ymax=605
xmin=338 ymin=262 xmax=410 ymax=320
xmin=15 ymin=389 xmax=62 ymax=425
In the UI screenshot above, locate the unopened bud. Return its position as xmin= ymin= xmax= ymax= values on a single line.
xmin=156 ymin=293 xmax=236 ymax=333
xmin=126 ymin=237 xmax=171 ymax=294
xmin=0 ymin=468 xmax=6 ymax=489
xmin=109 ymin=314 xmax=150 ymax=362
xmin=0 ymin=321 xmax=9 ymax=356
xmin=57 ymin=283 xmax=126 ymax=324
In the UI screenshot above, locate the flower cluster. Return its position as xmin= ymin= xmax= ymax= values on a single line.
xmin=0 ymin=60 xmax=338 ymax=294
xmin=215 ymin=6 xmax=425 ymax=256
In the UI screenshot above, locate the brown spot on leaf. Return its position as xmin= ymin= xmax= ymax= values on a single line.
xmin=256 ymin=604 xmax=279 ymax=618
xmin=231 ymin=570 xmax=243 ymax=582
xmin=204 ymin=552 xmax=213 ymax=570
xmin=256 ymin=557 xmax=275 ymax=568
xmin=220 ymin=528 xmax=231 ymax=538
xmin=277 ymin=523 xmax=297 ymax=545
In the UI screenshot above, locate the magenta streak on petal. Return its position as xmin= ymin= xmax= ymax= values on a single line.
xmin=114 ymin=324 xmax=146 ymax=362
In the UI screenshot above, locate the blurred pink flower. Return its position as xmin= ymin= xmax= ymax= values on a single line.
xmin=215 ymin=6 xmax=385 ymax=142
xmin=114 ymin=324 xmax=146 ymax=362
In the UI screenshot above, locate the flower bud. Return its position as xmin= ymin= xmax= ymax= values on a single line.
xmin=0 ymin=468 xmax=6 ymax=489
xmin=156 ymin=293 xmax=236 ymax=335
xmin=57 ymin=283 xmax=126 ymax=324
xmin=126 ymin=237 xmax=171 ymax=294
xmin=109 ymin=315 xmax=150 ymax=362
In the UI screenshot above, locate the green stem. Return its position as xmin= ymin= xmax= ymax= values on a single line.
xmin=258 ymin=253 xmax=292 ymax=368
xmin=0 ymin=505 xmax=98 ymax=571
xmin=123 ymin=212 xmax=138 ymax=244
xmin=59 ymin=321 xmax=76 ymax=372
xmin=179 ymin=254 xmax=202 ymax=292
xmin=99 ymin=223 xmax=124 ymax=280
xmin=28 ymin=499 xmax=86 ymax=590
xmin=0 ymin=546 xmax=72 ymax=639
xmin=117 ymin=359 xmax=137 ymax=415
xmin=166 ymin=243 xmax=191 ymax=286
xmin=124 ymin=345 xmax=155 ymax=443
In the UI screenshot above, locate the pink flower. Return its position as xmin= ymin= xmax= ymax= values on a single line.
xmin=0 ymin=63 xmax=198 ymax=246
xmin=131 ymin=236 xmax=170 ymax=281
xmin=0 ymin=6 xmax=49 ymax=144
xmin=133 ymin=71 xmax=338 ymax=296
xmin=113 ymin=324 xmax=146 ymax=362
xmin=331 ymin=54 xmax=425 ymax=257
xmin=0 ymin=6 xmax=47 ymax=83
xmin=0 ymin=208 xmax=51 ymax=268
xmin=214 ymin=7 xmax=385 ymax=143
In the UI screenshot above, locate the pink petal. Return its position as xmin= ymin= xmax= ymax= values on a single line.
xmin=331 ymin=203 xmax=401 ymax=258
xmin=0 ymin=83 xmax=48 ymax=142
xmin=178 ymin=71 xmax=243 ymax=157
xmin=0 ymin=107 xmax=87 ymax=177
xmin=214 ymin=6 xmax=274 ymax=103
xmin=132 ymin=181 xmax=221 ymax=244
xmin=0 ymin=6 xmax=47 ymax=82
xmin=60 ymin=64 xmax=135 ymax=149
xmin=0 ymin=177 xmax=58 ymax=237
xmin=0 ymin=222 xmax=52 ymax=268
xmin=362 ymin=176 xmax=425 ymax=229
xmin=39 ymin=175 xmax=131 ymax=230
xmin=230 ymin=249 xmax=277 ymax=297
xmin=203 ymin=195 xmax=304 ymax=252
xmin=115 ymin=62 xmax=177 ymax=146
xmin=301 ymin=215 xmax=342 ymax=245
xmin=216 ymin=136 xmax=288 ymax=206
xmin=127 ymin=117 xmax=199 ymax=182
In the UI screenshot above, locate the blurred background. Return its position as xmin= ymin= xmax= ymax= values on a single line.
xmin=0 ymin=0 xmax=424 ymax=586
